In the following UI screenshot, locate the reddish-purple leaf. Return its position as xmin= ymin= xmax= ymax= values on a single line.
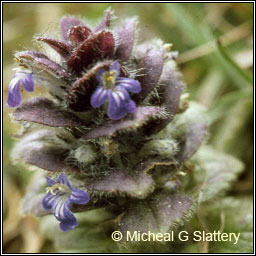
xmin=13 ymin=129 xmax=79 ymax=172
xmin=94 ymin=8 xmax=113 ymax=32
xmin=13 ymin=97 xmax=87 ymax=127
xmin=86 ymin=169 xmax=154 ymax=199
xmin=17 ymin=50 xmax=48 ymax=59
xmin=162 ymin=68 xmax=183 ymax=120
xmin=115 ymin=18 xmax=137 ymax=61
xmin=36 ymin=37 xmax=73 ymax=58
xmin=22 ymin=146 xmax=76 ymax=172
xmin=84 ymin=106 xmax=165 ymax=139
xmin=16 ymin=51 xmax=71 ymax=80
xmin=134 ymin=48 xmax=164 ymax=102
xmin=67 ymin=61 xmax=112 ymax=111
xmin=67 ymin=31 xmax=115 ymax=74
xmin=180 ymin=121 xmax=206 ymax=161
xmin=69 ymin=26 xmax=92 ymax=45
xmin=151 ymin=61 xmax=183 ymax=132
xmin=175 ymin=103 xmax=207 ymax=162
xmin=60 ymin=16 xmax=85 ymax=41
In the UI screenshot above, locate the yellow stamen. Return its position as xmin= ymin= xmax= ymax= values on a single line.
xmin=17 ymin=64 xmax=27 ymax=69
xmin=46 ymin=186 xmax=57 ymax=195
xmin=46 ymin=183 xmax=71 ymax=195
xmin=102 ymin=70 xmax=117 ymax=89
xmin=106 ymin=76 xmax=113 ymax=81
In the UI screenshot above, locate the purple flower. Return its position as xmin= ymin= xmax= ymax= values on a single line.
xmin=42 ymin=173 xmax=90 ymax=232
xmin=7 ymin=69 xmax=34 ymax=107
xmin=91 ymin=61 xmax=141 ymax=120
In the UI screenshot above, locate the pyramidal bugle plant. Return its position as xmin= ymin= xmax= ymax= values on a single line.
xmin=7 ymin=8 xmax=246 ymax=253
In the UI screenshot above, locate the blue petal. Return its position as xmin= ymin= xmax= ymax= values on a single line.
xmin=59 ymin=216 xmax=78 ymax=232
xmin=126 ymin=99 xmax=136 ymax=113
xmin=96 ymin=69 xmax=106 ymax=83
xmin=107 ymin=88 xmax=136 ymax=120
xmin=91 ymin=86 xmax=108 ymax=108
xmin=7 ymin=71 xmax=34 ymax=108
xmin=7 ymin=78 xmax=22 ymax=107
xmin=52 ymin=197 xmax=71 ymax=220
xmin=57 ymin=173 xmax=72 ymax=188
xmin=70 ymin=189 xmax=90 ymax=204
xmin=42 ymin=174 xmax=90 ymax=232
xmin=116 ymin=77 xmax=141 ymax=93
xmin=110 ymin=61 xmax=120 ymax=76
xmin=52 ymin=197 xmax=78 ymax=231
xmin=22 ymin=73 xmax=34 ymax=92
xmin=46 ymin=176 xmax=56 ymax=186
xmin=42 ymin=193 xmax=57 ymax=210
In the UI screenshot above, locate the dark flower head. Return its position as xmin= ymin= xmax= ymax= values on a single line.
xmin=91 ymin=61 xmax=141 ymax=120
xmin=7 ymin=69 xmax=34 ymax=107
xmin=42 ymin=173 xmax=90 ymax=232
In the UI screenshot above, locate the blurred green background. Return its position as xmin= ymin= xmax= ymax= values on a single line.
xmin=3 ymin=3 xmax=253 ymax=253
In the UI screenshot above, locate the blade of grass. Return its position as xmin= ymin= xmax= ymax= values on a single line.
xmin=209 ymin=88 xmax=252 ymax=124
xmin=211 ymin=98 xmax=253 ymax=153
xmin=168 ymin=3 xmax=252 ymax=89
xmin=177 ymin=21 xmax=252 ymax=64
xmin=168 ymin=3 xmax=207 ymax=45
xmin=217 ymin=40 xmax=253 ymax=85
xmin=196 ymin=68 xmax=226 ymax=108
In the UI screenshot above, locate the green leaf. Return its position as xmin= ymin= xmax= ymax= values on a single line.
xmin=200 ymin=197 xmax=253 ymax=253
xmin=40 ymin=208 xmax=118 ymax=253
xmin=192 ymin=146 xmax=244 ymax=202
xmin=118 ymin=191 xmax=193 ymax=239
xmin=138 ymin=139 xmax=178 ymax=159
